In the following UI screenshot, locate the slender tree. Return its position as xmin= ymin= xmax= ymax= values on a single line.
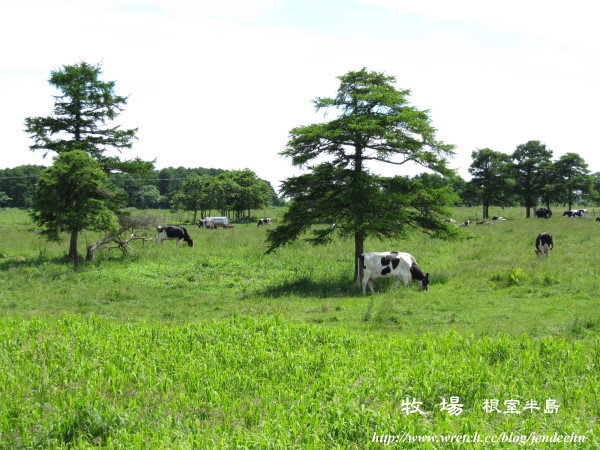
xmin=511 ymin=141 xmax=553 ymax=218
xmin=266 ymin=68 xmax=458 ymax=280
xmin=468 ymin=148 xmax=514 ymax=218
xmin=553 ymin=153 xmax=592 ymax=210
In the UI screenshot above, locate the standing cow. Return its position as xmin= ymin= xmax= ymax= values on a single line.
xmin=257 ymin=218 xmax=272 ymax=227
xmin=562 ymin=210 xmax=586 ymax=218
xmin=535 ymin=232 xmax=553 ymax=257
xmin=156 ymin=225 xmax=194 ymax=247
xmin=358 ymin=251 xmax=429 ymax=295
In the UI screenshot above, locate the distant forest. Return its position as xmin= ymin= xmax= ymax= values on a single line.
xmin=0 ymin=165 xmax=284 ymax=210
xmin=2 ymin=163 xmax=599 ymax=216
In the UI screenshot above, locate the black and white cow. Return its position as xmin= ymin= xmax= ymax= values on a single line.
xmin=535 ymin=232 xmax=553 ymax=257
xmin=456 ymin=220 xmax=471 ymax=227
xmin=534 ymin=208 xmax=552 ymax=219
xmin=562 ymin=209 xmax=586 ymax=218
xmin=156 ymin=225 xmax=194 ymax=247
xmin=257 ymin=218 xmax=272 ymax=227
xmin=358 ymin=252 xmax=429 ymax=295
xmin=596 ymin=217 xmax=600 ymax=222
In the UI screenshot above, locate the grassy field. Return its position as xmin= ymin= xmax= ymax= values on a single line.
xmin=1 ymin=206 xmax=599 ymax=447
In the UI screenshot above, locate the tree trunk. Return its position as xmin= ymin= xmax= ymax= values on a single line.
xmin=69 ymin=229 xmax=79 ymax=268
xmin=354 ymin=232 xmax=364 ymax=283
xmin=353 ymin=143 xmax=365 ymax=283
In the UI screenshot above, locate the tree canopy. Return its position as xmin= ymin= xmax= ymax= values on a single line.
xmin=24 ymin=62 xmax=150 ymax=174
xmin=171 ymin=170 xmax=272 ymax=223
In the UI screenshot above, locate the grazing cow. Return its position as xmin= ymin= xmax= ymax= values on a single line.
xmin=535 ymin=232 xmax=553 ymax=257
xmin=358 ymin=252 xmax=429 ymax=295
xmin=257 ymin=218 xmax=272 ymax=227
xmin=156 ymin=225 xmax=194 ymax=247
xmin=456 ymin=220 xmax=471 ymax=227
xmin=534 ymin=208 xmax=552 ymax=219
xmin=563 ymin=209 xmax=587 ymax=218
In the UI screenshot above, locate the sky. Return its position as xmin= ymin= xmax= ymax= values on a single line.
xmin=1 ymin=0 xmax=599 ymax=191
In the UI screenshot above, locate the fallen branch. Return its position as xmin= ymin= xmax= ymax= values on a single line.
xmin=86 ymin=229 xmax=153 ymax=261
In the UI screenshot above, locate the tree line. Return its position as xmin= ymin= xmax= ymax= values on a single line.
xmin=466 ymin=143 xmax=600 ymax=218
xmin=0 ymin=165 xmax=282 ymax=212
xmin=5 ymin=160 xmax=596 ymax=217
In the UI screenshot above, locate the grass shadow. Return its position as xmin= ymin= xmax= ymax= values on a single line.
xmin=253 ymin=275 xmax=359 ymax=298
xmin=0 ymin=254 xmax=71 ymax=271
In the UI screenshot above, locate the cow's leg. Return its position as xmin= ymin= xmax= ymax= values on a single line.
xmin=361 ymin=275 xmax=370 ymax=295
xmin=367 ymin=278 xmax=376 ymax=294
xmin=362 ymin=274 xmax=375 ymax=295
xmin=394 ymin=278 xmax=401 ymax=289
xmin=401 ymin=274 xmax=411 ymax=288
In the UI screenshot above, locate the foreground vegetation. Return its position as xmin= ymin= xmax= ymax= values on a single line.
xmin=1 ymin=207 xmax=599 ymax=447
xmin=1 ymin=315 xmax=598 ymax=448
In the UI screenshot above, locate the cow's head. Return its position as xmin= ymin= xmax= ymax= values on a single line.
xmin=421 ymin=273 xmax=429 ymax=291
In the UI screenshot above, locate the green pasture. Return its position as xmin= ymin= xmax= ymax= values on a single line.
xmin=0 ymin=206 xmax=599 ymax=447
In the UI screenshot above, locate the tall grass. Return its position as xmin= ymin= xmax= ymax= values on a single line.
xmin=1 ymin=315 xmax=598 ymax=447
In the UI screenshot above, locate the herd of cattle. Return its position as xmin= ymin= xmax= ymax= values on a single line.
xmin=155 ymin=210 xmax=598 ymax=295
xmin=155 ymin=217 xmax=274 ymax=248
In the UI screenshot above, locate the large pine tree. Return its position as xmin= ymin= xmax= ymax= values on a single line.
xmin=266 ymin=68 xmax=458 ymax=281
xmin=25 ymin=62 xmax=152 ymax=265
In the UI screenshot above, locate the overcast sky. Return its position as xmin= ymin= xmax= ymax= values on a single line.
xmin=1 ymin=0 xmax=599 ymax=191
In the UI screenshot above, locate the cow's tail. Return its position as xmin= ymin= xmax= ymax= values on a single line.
xmin=356 ymin=254 xmax=364 ymax=288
